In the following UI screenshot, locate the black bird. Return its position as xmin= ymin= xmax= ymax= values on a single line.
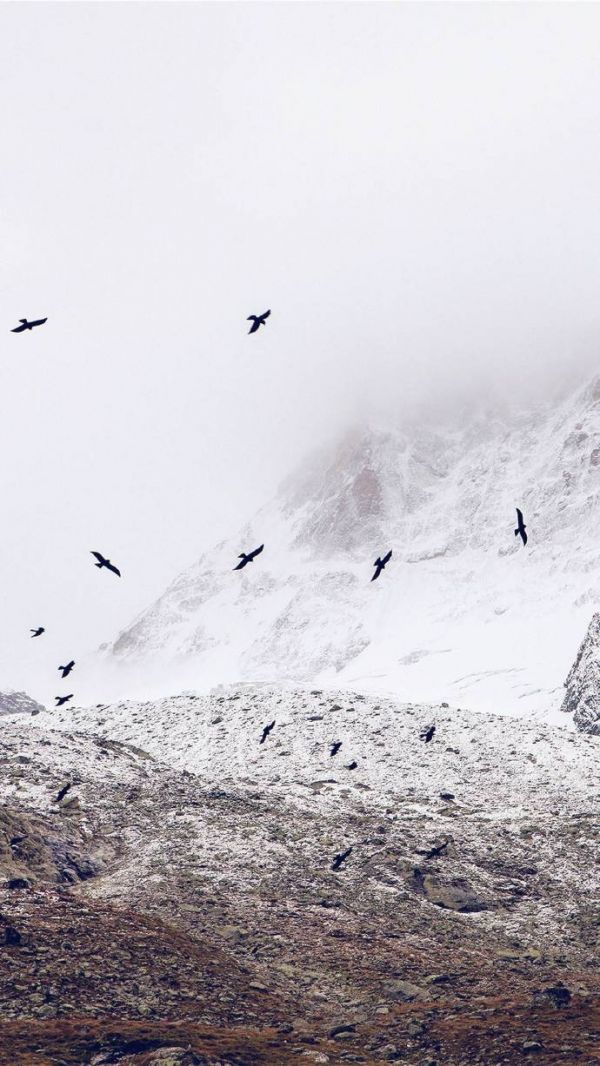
xmin=11 ymin=317 xmax=47 ymax=333
xmin=331 ymin=846 xmax=353 ymax=872
xmin=346 ymin=760 xmax=358 ymax=770
xmin=416 ymin=839 xmax=450 ymax=860
xmin=260 ymin=720 xmax=275 ymax=744
xmin=247 ymin=310 xmax=271 ymax=334
xmin=55 ymin=783 xmax=71 ymax=803
xmin=330 ymin=741 xmax=342 ymax=757
xmin=515 ymin=508 xmax=527 ymax=546
xmin=91 ymin=551 xmax=121 ymax=577
xmin=30 ymin=627 xmax=45 ymax=638
xmin=420 ymin=724 xmax=436 ymax=743
xmin=371 ymin=549 xmax=392 ymax=582
xmin=233 ymin=544 xmax=264 ymax=570
xmin=55 ymin=695 xmax=73 ymax=707
xmin=58 ymin=661 xmax=75 ymax=679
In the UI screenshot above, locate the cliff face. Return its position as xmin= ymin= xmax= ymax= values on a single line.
xmin=561 ymin=613 xmax=600 ymax=734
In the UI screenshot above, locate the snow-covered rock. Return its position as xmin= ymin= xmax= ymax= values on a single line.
xmin=0 ymin=690 xmax=45 ymax=716
xmin=561 ymin=612 xmax=600 ymax=734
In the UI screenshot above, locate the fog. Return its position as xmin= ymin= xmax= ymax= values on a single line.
xmin=2 ymin=2 xmax=600 ymax=700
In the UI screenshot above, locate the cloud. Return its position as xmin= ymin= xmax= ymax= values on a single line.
xmin=1 ymin=2 xmax=600 ymax=696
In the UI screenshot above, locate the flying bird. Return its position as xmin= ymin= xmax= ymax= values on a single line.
xmin=30 ymin=627 xmax=45 ymax=638
xmin=371 ymin=550 xmax=392 ymax=582
xmin=260 ymin=720 xmax=276 ymax=744
xmin=330 ymin=741 xmax=342 ymax=757
xmin=91 ymin=551 xmax=121 ymax=577
xmin=55 ymin=783 xmax=72 ymax=803
xmin=420 ymin=724 xmax=436 ymax=743
xmin=515 ymin=508 xmax=527 ymax=546
xmin=55 ymin=695 xmax=73 ymax=707
xmin=58 ymin=661 xmax=75 ymax=679
xmin=11 ymin=317 xmax=47 ymax=333
xmin=247 ymin=310 xmax=271 ymax=334
xmin=332 ymin=846 xmax=353 ymax=872
xmin=233 ymin=544 xmax=264 ymax=570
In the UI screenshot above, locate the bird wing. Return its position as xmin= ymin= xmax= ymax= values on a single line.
xmin=516 ymin=508 xmax=523 ymax=524
xmin=91 ymin=551 xmax=106 ymax=564
xmin=107 ymin=562 xmax=121 ymax=577
xmin=11 ymin=323 xmax=27 ymax=332
xmin=247 ymin=318 xmax=260 ymax=333
xmin=262 ymin=309 xmax=271 ymax=320
xmin=249 ymin=544 xmax=264 ymax=560
xmin=233 ymin=559 xmax=246 ymax=570
xmin=31 ymin=318 xmax=47 ymax=328
xmin=382 ymin=549 xmax=392 ymax=565
xmin=522 ymin=530 xmax=528 ymax=545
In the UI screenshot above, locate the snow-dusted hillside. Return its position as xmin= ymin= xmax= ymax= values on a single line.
xmin=105 ymin=376 xmax=600 ymax=718
xmin=5 ymin=686 xmax=600 ymax=1063
xmin=47 ymin=684 xmax=598 ymax=818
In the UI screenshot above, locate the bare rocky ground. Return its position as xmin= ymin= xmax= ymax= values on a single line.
xmin=1 ymin=686 xmax=599 ymax=1065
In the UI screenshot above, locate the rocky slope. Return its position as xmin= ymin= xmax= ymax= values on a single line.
xmin=3 ymin=686 xmax=598 ymax=1064
xmin=103 ymin=375 xmax=600 ymax=720
xmin=561 ymin=612 xmax=600 ymax=734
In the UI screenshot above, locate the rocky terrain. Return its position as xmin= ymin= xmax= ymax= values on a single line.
xmin=2 ymin=686 xmax=599 ymax=1064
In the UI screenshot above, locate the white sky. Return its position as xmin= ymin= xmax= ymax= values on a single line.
xmin=2 ymin=2 xmax=600 ymax=701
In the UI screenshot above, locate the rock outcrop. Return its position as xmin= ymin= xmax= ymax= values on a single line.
xmin=0 ymin=691 xmax=45 ymax=716
xmin=561 ymin=612 xmax=600 ymax=734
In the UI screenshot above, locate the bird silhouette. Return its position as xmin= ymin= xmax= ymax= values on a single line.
xmin=55 ymin=695 xmax=73 ymax=707
xmin=332 ymin=846 xmax=353 ymax=871
xmin=330 ymin=741 xmax=342 ymax=757
xmin=30 ymin=627 xmax=45 ymax=638
xmin=11 ymin=317 xmax=47 ymax=333
xmin=58 ymin=661 xmax=75 ymax=679
xmin=91 ymin=551 xmax=121 ymax=576
xmin=247 ymin=310 xmax=271 ymax=334
xmin=420 ymin=724 xmax=436 ymax=743
xmin=55 ymin=783 xmax=72 ymax=803
xmin=233 ymin=544 xmax=264 ymax=570
xmin=371 ymin=550 xmax=392 ymax=581
xmin=515 ymin=508 xmax=527 ymax=546
xmin=260 ymin=720 xmax=276 ymax=744
xmin=416 ymin=839 xmax=450 ymax=860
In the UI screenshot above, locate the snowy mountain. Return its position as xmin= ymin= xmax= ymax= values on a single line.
xmin=105 ymin=375 xmax=600 ymax=718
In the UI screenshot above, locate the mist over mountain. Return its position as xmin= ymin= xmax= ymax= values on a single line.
xmin=94 ymin=373 xmax=600 ymax=717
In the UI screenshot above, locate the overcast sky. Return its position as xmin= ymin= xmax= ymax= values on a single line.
xmin=3 ymin=2 xmax=600 ymax=701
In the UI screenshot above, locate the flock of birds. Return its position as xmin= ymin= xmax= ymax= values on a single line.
xmin=15 ymin=310 xmax=529 ymax=808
